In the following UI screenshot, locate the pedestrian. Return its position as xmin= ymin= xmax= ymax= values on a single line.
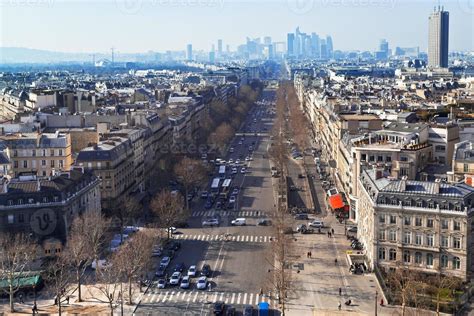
xmin=54 ymin=297 xmax=58 ymax=306
xmin=339 ymin=287 xmax=341 ymax=296
xmin=338 ymin=302 xmax=341 ymax=310
xmin=309 ymin=251 xmax=312 ymax=258
xmin=66 ymin=296 xmax=69 ymax=305
xmin=335 ymin=258 xmax=338 ymax=265
xmin=380 ymin=298 xmax=384 ymax=306
xmin=327 ymin=231 xmax=330 ymax=238
xmin=331 ymin=228 xmax=335 ymax=235
xmin=19 ymin=293 xmax=24 ymax=304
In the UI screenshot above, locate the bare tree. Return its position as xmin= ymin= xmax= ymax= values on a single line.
xmin=0 ymin=233 xmax=37 ymax=313
xmin=387 ymin=264 xmax=420 ymax=316
xmin=426 ymin=272 xmax=462 ymax=315
xmin=82 ymin=212 xmax=110 ymax=274
xmin=93 ymin=257 xmax=121 ymax=316
xmin=44 ymin=254 xmax=74 ymax=316
xmin=174 ymin=157 xmax=206 ymax=211
xmin=208 ymin=122 xmax=235 ymax=155
xmin=150 ymin=189 xmax=185 ymax=240
xmin=114 ymin=231 xmax=154 ymax=305
xmin=118 ymin=195 xmax=141 ymax=242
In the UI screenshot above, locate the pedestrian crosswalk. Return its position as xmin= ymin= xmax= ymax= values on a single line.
xmin=172 ymin=234 xmax=273 ymax=243
xmin=192 ymin=210 xmax=265 ymax=217
xmin=141 ymin=289 xmax=274 ymax=306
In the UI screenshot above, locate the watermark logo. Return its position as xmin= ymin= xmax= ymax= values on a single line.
xmin=115 ymin=0 xmax=143 ymax=15
xmin=0 ymin=0 xmax=55 ymax=7
xmin=30 ymin=208 xmax=57 ymax=236
xmin=287 ymin=0 xmax=314 ymax=15
xmin=458 ymin=0 xmax=474 ymax=14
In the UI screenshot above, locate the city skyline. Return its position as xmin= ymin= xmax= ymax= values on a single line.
xmin=1 ymin=0 xmax=473 ymax=55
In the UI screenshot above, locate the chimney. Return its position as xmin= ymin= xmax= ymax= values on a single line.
xmin=400 ymin=175 xmax=408 ymax=191
xmin=434 ymin=178 xmax=441 ymax=194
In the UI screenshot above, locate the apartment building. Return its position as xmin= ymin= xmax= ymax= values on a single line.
xmin=450 ymin=140 xmax=474 ymax=184
xmin=429 ymin=123 xmax=460 ymax=166
xmin=0 ymin=132 xmax=72 ymax=177
xmin=358 ymin=168 xmax=474 ymax=280
xmin=75 ymin=137 xmax=135 ymax=212
xmin=0 ymin=169 xmax=101 ymax=254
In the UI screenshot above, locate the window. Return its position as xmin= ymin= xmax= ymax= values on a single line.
xmin=59 ymin=160 xmax=64 ymax=168
xmin=453 ymin=237 xmax=461 ymax=249
xmin=415 ymin=233 xmax=422 ymax=245
xmin=400 ymin=156 xmax=408 ymax=162
xmin=386 ymin=156 xmax=392 ymax=162
xmin=369 ymin=155 xmax=375 ymax=162
xmin=415 ymin=217 xmax=422 ymax=226
xmin=14 ymin=161 xmax=18 ymax=168
xmin=389 ymin=249 xmax=397 ymax=261
xmin=32 ymin=150 xmax=36 ymax=157
xmin=50 ymin=150 xmax=54 ymax=156
xmin=426 ymin=234 xmax=434 ymax=247
xmin=429 ymin=201 xmax=435 ymax=208
xmin=416 ymin=201 xmax=423 ymax=208
xmin=18 ymin=214 xmax=24 ymax=223
xmin=427 ymin=218 xmax=434 ymax=228
xmin=13 ymin=150 xmax=18 ymax=157
xmin=404 ymin=216 xmax=411 ymax=225
xmin=453 ymin=257 xmax=461 ymax=270
xmin=389 ymin=230 xmax=397 ymax=241
xmin=379 ymin=214 xmax=385 ymax=223
xmin=59 ymin=149 xmax=63 ymax=156
xmin=390 ymin=215 xmax=397 ymax=224
xmin=435 ymin=145 xmax=446 ymax=152
xmin=403 ymin=251 xmax=411 ymax=263
xmin=7 ymin=215 xmax=14 ymax=224
xmin=23 ymin=160 xmax=27 ymax=168
xmin=41 ymin=160 xmax=46 ymax=166
xmin=51 ymin=160 xmax=55 ymax=168
xmin=454 ymin=221 xmax=461 ymax=231
xmin=42 ymin=150 xmax=46 ymax=157
xmin=379 ymin=229 xmax=386 ymax=240
xmin=403 ymin=231 xmax=411 ymax=244
xmin=377 ymin=156 xmax=383 ymax=162
xmin=441 ymin=235 xmax=449 ymax=247
xmin=441 ymin=219 xmax=449 ymax=229
xmin=378 ymin=247 xmax=386 ymax=260
xmin=18 ymin=199 xmax=23 ymax=205
xmin=440 ymin=255 xmax=448 ymax=268
xmin=361 ymin=154 xmax=367 ymax=161
xmin=426 ymin=253 xmax=434 ymax=267
xmin=415 ymin=252 xmax=422 ymax=264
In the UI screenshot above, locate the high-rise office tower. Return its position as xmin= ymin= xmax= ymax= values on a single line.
xmin=186 ymin=44 xmax=193 ymax=61
xmin=295 ymin=27 xmax=302 ymax=57
xmin=379 ymin=39 xmax=389 ymax=54
xmin=428 ymin=6 xmax=449 ymax=68
xmin=209 ymin=51 xmax=215 ymax=63
xmin=311 ymin=33 xmax=320 ymax=58
xmin=320 ymin=39 xmax=327 ymax=59
xmin=217 ymin=39 xmax=223 ymax=55
xmin=263 ymin=36 xmax=272 ymax=45
xmin=287 ymin=33 xmax=295 ymax=57
xmin=326 ymin=36 xmax=333 ymax=58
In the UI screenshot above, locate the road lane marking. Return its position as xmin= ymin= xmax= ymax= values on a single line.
xmin=162 ymin=291 xmax=169 ymax=302
xmin=212 ymin=292 xmax=218 ymax=303
xmin=237 ymin=293 xmax=242 ymax=304
xmin=243 ymin=293 xmax=247 ymax=304
xmin=230 ymin=293 xmax=235 ymax=304
xmin=193 ymin=291 xmax=199 ymax=302
xmin=249 ymin=293 xmax=254 ymax=305
xmin=219 ymin=292 xmax=224 ymax=301
xmin=250 ymin=236 xmax=254 ymax=242
xmin=255 ymin=293 xmax=259 ymax=305
xmin=245 ymin=235 xmax=250 ymax=242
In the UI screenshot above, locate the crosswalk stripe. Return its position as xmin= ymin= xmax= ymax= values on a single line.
xmin=243 ymin=293 xmax=248 ymax=304
xmin=264 ymin=236 xmax=267 ymax=242
xmin=169 ymin=291 xmax=175 ymax=302
xmin=249 ymin=293 xmax=254 ymax=306
xmin=255 ymin=293 xmax=259 ymax=305
xmin=250 ymin=236 xmax=254 ymax=242
xmin=212 ymin=292 xmax=218 ymax=303
xmin=232 ymin=236 xmax=237 ymax=241
xmin=231 ymin=293 xmax=235 ymax=304
xmin=219 ymin=292 xmax=224 ymax=301
xmin=237 ymin=293 xmax=242 ymax=305
xmin=162 ymin=291 xmax=169 ymax=302
xmin=193 ymin=291 xmax=199 ymax=302
xmin=187 ymin=292 xmax=192 ymax=302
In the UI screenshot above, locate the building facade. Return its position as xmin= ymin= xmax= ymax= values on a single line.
xmin=428 ymin=7 xmax=449 ymax=68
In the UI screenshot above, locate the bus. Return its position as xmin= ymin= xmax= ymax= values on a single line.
xmin=219 ymin=165 xmax=226 ymax=178
xmin=219 ymin=178 xmax=232 ymax=199
xmin=211 ymin=178 xmax=221 ymax=194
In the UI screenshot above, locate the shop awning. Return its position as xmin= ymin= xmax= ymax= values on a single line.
xmin=329 ymin=194 xmax=345 ymax=210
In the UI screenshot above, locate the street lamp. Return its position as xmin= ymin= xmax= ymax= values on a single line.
xmin=375 ymin=291 xmax=378 ymax=316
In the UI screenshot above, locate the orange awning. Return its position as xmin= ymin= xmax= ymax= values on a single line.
xmin=329 ymin=194 xmax=345 ymax=210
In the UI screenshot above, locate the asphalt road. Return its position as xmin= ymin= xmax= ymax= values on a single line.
xmin=134 ymin=89 xmax=278 ymax=316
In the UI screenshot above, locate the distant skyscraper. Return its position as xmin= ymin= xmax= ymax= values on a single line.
xmin=217 ymin=39 xmax=223 ymax=55
xmin=320 ymin=39 xmax=327 ymax=59
xmin=326 ymin=36 xmax=333 ymax=58
xmin=311 ymin=33 xmax=320 ymax=58
xmin=209 ymin=51 xmax=215 ymax=63
xmin=226 ymin=44 xmax=230 ymax=53
xmin=379 ymin=39 xmax=389 ymax=54
xmin=263 ymin=36 xmax=272 ymax=45
xmin=287 ymin=33 xmax=295 ymax=57
xmin=186 ymin=44 xmax=193 ymax=61
xmin=428 ymin=7 xmax=449 ymax=68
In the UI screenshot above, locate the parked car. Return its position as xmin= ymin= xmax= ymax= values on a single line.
xmin=157 ymin=279 xmax=166 ymax=289
xmin=201 ymin=264 xmax=211 ymax=277
xmin=213 ymin=302 xmax=225 ymax=315
xmin=296 ymin=224 xmax=307 ymax=232
xmin=201 ymin=191 xmax=209 ymax=199
xmin=294 ymin=213 xmax=309 ymax=220
xmin=229 ymin=195 xmax=236 ymax=204
xmin=243 ymin=305 xmax=253 ymax=316
xmin=241 ymin=167 xmax=246 ymax=173
xmin=180 ymin=276 xmax=190 ymax=289
xmin=225 ymin=305 xmax=236 ymax=316
xmin=187 ymin=265 xmax=197 ymax=277
xmin=231 ymin=218 xmax=246 ymax=226
xmin=174 ymin=262 xmax=186 ymax=272
xmin=151 ymin=246 xmax=163 ymax=257
xmin=327 ymin=188 xmax=338 ymax=196
xmin=347 ymin=226 xmax=358 ymax=233
xmin=196 ymin=276 xmax=208 ymax=290
xmin=308 ymin=220 xmax=324 ymax=228
xmin=169 ymin=271 xmax=182 ymax=285
xmin=257 ymin=219 xmax=271 ymax=226
xmin=160 ymin=256 xmax=171 ymax=268
xmin=155 ymin=264 xmax=166 ymax=277
xmin=169 ymin=241 xmax=181 ymax=251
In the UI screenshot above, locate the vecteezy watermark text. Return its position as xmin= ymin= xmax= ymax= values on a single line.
xmin=287 ymin=0 xmax=397 ymax=15
xmin=115 ymin=0 xmax=225 ymax=15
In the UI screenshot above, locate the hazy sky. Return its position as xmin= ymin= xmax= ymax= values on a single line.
xmin=1 ymin=0 xmax=473 ymax=54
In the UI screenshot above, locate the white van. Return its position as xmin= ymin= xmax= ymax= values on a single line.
xmin=231 ymin=218 xmax=246 ymax=226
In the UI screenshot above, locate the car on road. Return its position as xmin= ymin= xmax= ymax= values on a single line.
xmin=243 ymin=305 xmax=253 ymax=316
xmin=157 ymin=279 xmax=166 ymax=289
xmin=308 ymin=220 xmax=324 ymax=228
xmin=289 ymin=185 xmax=297 ymax=191
xmin=248 ymin=146 xmax=253 ymax=151
xmin=229 ymin=195 xmax=236 ymax=204
xmin=216 ymin=201 xmax=222 ymax=210
xmin=231 ymin=218 xmax=246 ymax=226
xmin=196 ymin=276 xmax=208 ymax=290
xmin=235 ymin=159 xmax=241 ymax=164
xmin=205 ymin=198 xmax=214 ymax=209
xmin=201 ymin=191 xmax=209 ymax=199
xmin=187 ymin=265 xmax=197 ymax=277
xmin=241 ymin=167 xmax=246 ymax=173
xmin=180 ymin=276 xmax=190 ymax=289
xmin=231 ymin=167 xmax=238 ymax=174
xmin=155 ymin=264 xmax=166 ymax=277
xmin=169 ymin=271 xmax=182 ymax=285
xmin=327 ymin=188 xmax=338 ymax=196
xmin=229 ymin=147 xmax=234 ymax=153
xmin=202 ymin=218 xmax=219 ymax=227
xmin=225 ymin=305 xmax=236 ymax=316
xmin=201 ymin=264 xmax=211 ymax=277
xmin=257 ymin=218 xmax=271 ymax=226
xmin=347 ymin=226 xmax=358 ymax=233
xmin=228 ymin=158 xmax=234 ymax=164
xmin=238 ymin=141 xmax=243 ymax=145
xmin=296 ymin=224 xmax=307 ymax=232
xmin=160 ymin=256 xmax=171 ymax=268
xmin=213 ymin=302 xmax=225 ymax=315
xmin=151 ymin=246 xmax=163 ymax=257
xmin=167 ymin=227 xmax=177 ymax=235
xmin=231 ymin=188 xmax=239 ymax=195
xmin=174 ymin=262 xmax=186 ymax=272
xmin=294 ymin=213 xmax=309 ymax=220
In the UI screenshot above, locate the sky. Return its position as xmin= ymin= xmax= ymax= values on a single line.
xmin=0 ymin=0 xmax=473 ymax=54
